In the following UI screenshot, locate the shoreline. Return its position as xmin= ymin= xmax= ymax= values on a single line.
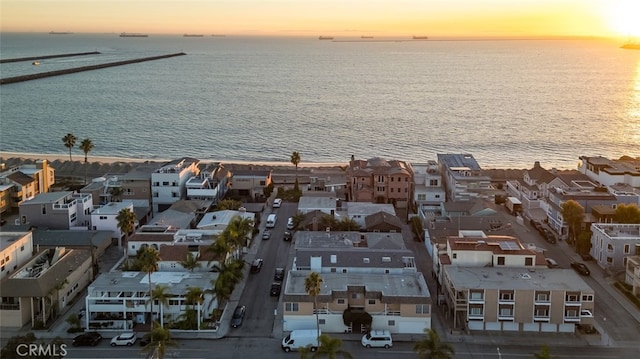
xmin=0 ymin=151 xmax=347 ymax=169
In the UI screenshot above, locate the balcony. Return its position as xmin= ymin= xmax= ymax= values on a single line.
xmin=468 ymin=311 xmax=484 ymax=320
xmin=533 ymin=315 xmax=550 ymax=322
xmin=468 ymin=293 xmax=484 ymax=304
xmin=564 ymin=315 xmax=581 ymax=323
xmin=498 ymin=296 xmax=515 ymax=304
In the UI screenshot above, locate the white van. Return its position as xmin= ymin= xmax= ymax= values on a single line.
xmin=361 ymin=330 xmax=393 ymax=348
xmin=266 ymin=214 xmax=277 ymax=228
xmin=282 ymin=329 xmax=320 ymax=352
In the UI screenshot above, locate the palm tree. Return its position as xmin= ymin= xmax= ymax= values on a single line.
xmin=413 ymin=329 xmax=455 ymax=359
xmin=185 ymin=287 xmax=204 ymax=330
xmin=149 ymin=285 xmax=171 ymax=327
xmin=225 ymin=216 xmax=254 ymax=258
xmin=312 ymin=334 xmax=353 ymax=359
xmin=109 ymin=186 xmax=124 ymax=202
xmin=291 ymin=211 xmax=306 ymax=230
xmin=291 ymin=151 xmax=301 ymax=191
xmin=62 ymin=133 xmax=77 ymax=162
xmin=140 ymin=321 xmax=177 ymax=359
xmin=179 ymin=252 xmax=201 ymax=273
xmin=305 ymin=272 xmax=323 ymax=342
xmin=79 ymin=138 xmax=94 ymax=184
xmin=116 ymin=207 xmax=136 ymax=248
xmin=211 ymin=258 xmax=244 ymax=307
xmin=139 ymin=247 xmax=161 ymax=330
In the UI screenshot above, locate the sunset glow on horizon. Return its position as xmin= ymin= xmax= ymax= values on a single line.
xmin=1 ymin=0 xmax=638 ymax=38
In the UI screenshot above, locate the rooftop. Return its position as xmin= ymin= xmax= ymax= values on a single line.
xmin=88 ymin=270 xmax=217 ymax=295
xmin=444 ymin=267 xmax=593 ymax=292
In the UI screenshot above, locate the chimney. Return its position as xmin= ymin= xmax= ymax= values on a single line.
xmin=534 ymin=161 xmax=541 ymax=168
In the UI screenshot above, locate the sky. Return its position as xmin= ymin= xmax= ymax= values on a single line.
xmin=1 ymin=0 xmax=639 ymax=38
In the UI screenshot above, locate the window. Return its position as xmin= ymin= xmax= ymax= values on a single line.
xmin=351 ymin=293 xmax=360 ymax=299
xmin=368 ymin=299 xmax=376 ymax=305
xmin=417 ymin=194 xmax=426 ymax=200
xmin=319 ymin=319 xmax=325 ymax=325
xmin=99 ymin=216 xmax=107 ymax=220
xmin=20 ymin=246 xmax=24 ymax=251
xmin=337 ymin=299 xmax=345 ymax=304
xmin=429 ymin=179 xmax=438 ymax=186
xmin=388 ymin=320 xmax=395 ymax=326
xmin=435 ymin=194 xmax=440 ymax=198
xmin=607 ymin=243 xmax=614 ymax=252
xmin=607 ymin=257 xmax=613 ymax=263
xmin=470 ymin=291 xmax=483 ymax=300
xmin=342 ymin=269 xmax=347 ymax=273
xmin=525 ymin=257 xmax=533 ymax=266
xmin=497 ymin=256 xmax=505 ymax=265
xmin=390 ymin=188 xmax=394 ymax=193
xmin=536 ymin=293 xmax=549 ymax=301
xmin=566 ymin=294 xmax=579 ymax=302
xmin=285 ymin=303 xmax=299 ymax=312
xmin=452 ymin=253 xmax=457 ymax=259
xmin=390 ymin=177 xmax=394 ymax=182
xmin=581 ymin=294 xmax=594 ymax=302
xmin=405 ymin=177 xmax=408 ymax=182
xmin=416 ymin=304 xmax=430 ymax=314
xmin=382 ymin=257 xmax=391 ymax=263
xmin=405 ymin=188 xmax=407 ymax=193
xmin=624 ymin=244 xmax=630 ymax=254
xmin=363 ymin=258 xmax=370 ymax=264
xmin=330 ymin=255 xmax=337 ymax=263
xmin=330 ymin=268 xmax=336 ymax=273
xmin=260 ymin=180 xmax=266 ymax=186
xmin=469 ymin=307 xmax=483 ymax=315
xmin=535 ymin=308 xmax=549 ymax=317
xmin=499 ymin=308 xmax=513 ymax=316
xmin=377 ymin=186 xmax=385 ymax=192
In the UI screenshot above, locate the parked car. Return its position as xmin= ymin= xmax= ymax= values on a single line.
xmin=571 ymin=262 xmax=591 ymax=276
xmin=72 ymin=332 xmax=102 ymax=347
xmin=545 ymin=258 xmax=559 ymax=268
xmin=139 ymin=333 xmax=151 ymax=346
xmin=287 ymin=217 xmax=294 ymax=229
xmin=250 ymin=259 xmax=263 ymax=273
xmin=262 ymin=230 xmax=272 ymax=240
xmin=274 ymin=267 xmax=285 ymax=281
xmin=580 ymin=253 xmax=594 ymax=261
xmin=361 ymin=330 xmax=393 ymax=349
xmin=541 ymin=228 xmax=556 ymax=243
xmin=270 ymin=282 xmax=282 ymax=297
xmin=273 ymin=198 xmax=283 ymax=208
xmin=230 ymin=305 xmax=246 ymax=328
xmin=283 ymin=231 xmax=293 ymax=241
xmin=110 ymin=332 xmax=137 ymax=346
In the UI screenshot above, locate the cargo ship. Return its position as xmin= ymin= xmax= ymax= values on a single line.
xmin=318 ymin=36 xmax=334 ymax=40
xmin=49 ymin=31 xmax=73 ymax=35
xmin=412 ymin=36 xmax=428 ymax=40
xmin=183 ymin=34 xmax=204 ymax=37
xmin=119 ymin=33 xmax=149 ymax=37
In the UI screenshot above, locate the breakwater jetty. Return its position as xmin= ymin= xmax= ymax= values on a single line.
xmin=0 ymin=51 xmax=101 ymax=64
xmin=1 ymin=52 xmax=186 ymax=85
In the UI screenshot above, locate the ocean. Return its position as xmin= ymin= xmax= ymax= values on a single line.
xmin=1 ymin=33 xmax=638 ymax=169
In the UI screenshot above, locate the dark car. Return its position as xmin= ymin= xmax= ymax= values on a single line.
xmin=541 ymin=229 xmax=556 ymax=244
xmin=250 ymin=259 xmax=263 ymax=273
xmin=139 ymin=333 xmax=151 ymax=346
xmin=283 ymin=231 xmax=293 ymax=241
xmin=571 ymin=262 xmax=591 ymax=276
xmin=262 ymin=230 xmax=272 ymax=240
xmin=72 ymin=332 xmax=102 ymax=347
xmin=580 ymin=253 xmax=594 ymax=261
xmin=230 ymin=305 xmax=246 ymax=328
xmin=270 ymin=282 xmax=282 ymax=297
xmin=274 ymin=267 xmax=285 ymax=281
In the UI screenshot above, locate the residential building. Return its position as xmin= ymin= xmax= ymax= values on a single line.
xmin=1 ymin=246 xmax=92 ymax=329
xmin=84 ymin=271 xmax=217 ymax=330
xmin=0 ymin=160 xmax=55 ymax=212
xmin=578 ymin=155 xmax=640 ymax=189
xmin=346 ymin=157 xmax=414 ymax=206
xmin=625 ymin=256 xmax=640 ymax=297
xmin=147 ymin=199 xmax=210 ymax=230
xmin=228 ymin=169 xmax=272 ymax=200
xmin=0 ymin=231 xmax=35 ymax=280
xmin=127 ymin=226 xmax=217 ymax=257
xmin=19 ymin=192 xmax=93 ymax=230
xmin=298 ymin=195 xmax=338 ymax=215
xmin=151 ymin=157 xmax=200 ymax=213
xmin=441 ymin=266 xmax=595 ymax=333
xmin=285 ymin=231 xmax=430 ymax=334
xmin=505 ymin=162 xmax=556 ymax=220
xmin=412 ymin=161 xmax=445 ymax=208
xmin=437 ymin=154 xmax=492 ymax=202
xmin=157 ymin=244 xmax=221 ymax=272
xmin=590 ymin=223 xmax=640 ymax=271
xmin=91 ymin=201 xmax=136 ymax=239
xmin=195 ymin=209 xmax=255 ymax=234
xmin=186 ymin=162 xmax=230 ymax=204
xmin=343 ymin=202 xmax=396 ymax=228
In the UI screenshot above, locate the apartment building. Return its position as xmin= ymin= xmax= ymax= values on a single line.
xmin=625 ymin=256 xmax=640 ymax=297
xmin=285 ymin=231 xmax=430 ymax=334
xmin=84 ymin=271 xmax=217 ymax=330
xmin=412 ymin=161 xmax=445 ymax=208
xmin=437 ymin=154 xmax=492 ymax=202
xmin=590 ymin=223 xmax=640 ymax=271
xmin=346 ymin=157 xmax=414 ymax=206
xmin=578 ymin=155 xmax=640 ymax=188
xmin=442 ymin=266 xmax=595 ymax=333
xmin=228 ymin=169 xmax=272 ymax=200
xmin=19 ymin=192 xmax=93 ymax=230
xmin=0 ymin=231 xmax=35 ymax=280
xmin=0 ymin=160 xmax=55 ymax=213
xmin=186 ymin=162 xmax=230 ymax=205
xmin=151 ymin=157 xmax=200 ymax=213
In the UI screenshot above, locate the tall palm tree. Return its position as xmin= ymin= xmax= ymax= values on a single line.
xmin=226 ymin=216 xmax=254 ymax=258
xmin=109 ymin=186 xmax=124 ymax=202
xmin=211 ymin=258 xmax=244 ymax=307
xmin=185 ymin=287 xmax=204 ymax=330
xmin=291 ymin=151 xmax=301 ymax=190
xmin=312 ymin=334 xmax=353 ymax=359
xmin=140 ymin=321 xmax=177 ymax=359
xmin=139 ymin=247 xmax=161 ymax=330
xmin=62 ymin=133 xmax=77 ymax=162
xmin=116 ymin=208 xmax=136 ymax=248
xmin=179 ymin=252 xmax=201 ymax=273
xmin=413 ymin=329 xmax=455 ymax=359
xmin=305 ymin=272 xmax=323 ymax=342
xmin=79 ymin=138 xmax=94 ymax=184
xmin=149 ymin=285 xmax=171 ymax=327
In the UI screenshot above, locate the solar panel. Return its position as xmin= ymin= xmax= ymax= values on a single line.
xmin=498 ymin=241 xmax=520 ymax=250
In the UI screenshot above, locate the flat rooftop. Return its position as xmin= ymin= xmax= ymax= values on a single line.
xmin=444 ymin=267 xmax=593 ymax=292
xmin=0 ymin=232 xmax=29 ymax=252
xmin=89 ymin=271 xmax=217 ymax=295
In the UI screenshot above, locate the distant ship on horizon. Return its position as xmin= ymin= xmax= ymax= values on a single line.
xmin=49 ymin=31 xmax=73 ymax=35
xmin=412 ymin=36 xmax=429 ymax=40
xmin=361 ymin=36 xmax=374 ymax=39
xmin=621 ymin=39 xmax=640 ymax=50
xmin=318 ymin=36 xmax=334 ymax=40
xmin=211 ymin=34 xmax=227 ymax=37
xmin=183 ymin=34 xmax=204 ymax=37
xmin=119 ymin=32 xmax=149 ymax=38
